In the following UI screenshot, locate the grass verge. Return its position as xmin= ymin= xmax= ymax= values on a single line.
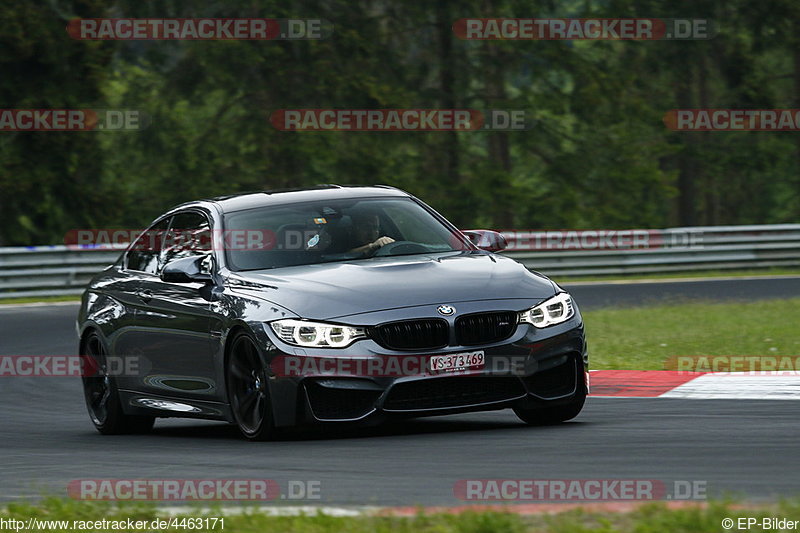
xmin=2 ymin=497 xmax=799 ymax=532
xmin=583 ymin=298 xmax=800 ymax=369
xmin=0 ymin=295 xmax=81 ymax=305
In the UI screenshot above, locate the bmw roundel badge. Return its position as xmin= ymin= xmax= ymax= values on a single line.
xmin=437 ymin=305 xmax=455 ymax=316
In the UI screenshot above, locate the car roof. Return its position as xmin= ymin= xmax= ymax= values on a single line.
xmin=168 ymin=185 xmax=413 ymax=215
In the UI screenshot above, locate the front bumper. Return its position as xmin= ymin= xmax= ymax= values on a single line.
xmin=259 ymin=318 xmax=587 ymax=427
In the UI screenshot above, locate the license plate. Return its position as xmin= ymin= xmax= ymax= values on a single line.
xmin=429 ymin=351 xmax=485 ymax=373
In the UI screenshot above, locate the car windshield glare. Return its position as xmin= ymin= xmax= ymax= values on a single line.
xmin=223 ymin=197 xmax=467 ymax=271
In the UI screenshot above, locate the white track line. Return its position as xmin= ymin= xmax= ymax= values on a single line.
xmin=660 ymin=371 xmax=800 ymax=400
xmin=158 ymin=505 xmax=379 ymax=517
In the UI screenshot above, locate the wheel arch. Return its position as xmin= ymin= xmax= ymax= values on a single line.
xmin=221 ymin=321 xmax=291 ymax=429
xmin=78 ymin=323 xmax=105 ymax=354
xmin=221 ymin=321 xmax=265 ymax=401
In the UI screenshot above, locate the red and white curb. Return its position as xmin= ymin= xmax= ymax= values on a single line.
xmin=589 ymin=370 xmax=800 ymax=400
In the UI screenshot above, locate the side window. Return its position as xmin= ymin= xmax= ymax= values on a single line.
xmin=125 ymin=218 xmax=170 ymax=275
xmin=159 ymin=211 xmax=212 ymax=271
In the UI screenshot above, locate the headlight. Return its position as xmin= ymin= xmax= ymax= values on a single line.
xmin=269 ymin=319 xmax=366 ymax=348
xmin=519 ymin=292 xmax=574 ymax=328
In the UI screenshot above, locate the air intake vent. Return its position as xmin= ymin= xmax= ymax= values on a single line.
xmin=383 ymin=376 xmax=526 ymax=411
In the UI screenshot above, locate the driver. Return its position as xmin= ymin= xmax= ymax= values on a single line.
xmin=348 ymin=211 xmax=395 ymax=255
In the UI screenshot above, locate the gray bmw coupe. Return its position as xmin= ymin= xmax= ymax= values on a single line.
xmin=78 ymin=185 xmax=587 ymax=440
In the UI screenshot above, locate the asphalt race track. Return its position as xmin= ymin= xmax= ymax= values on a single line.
xmin=0 ymin=276 xmax=798 ymax=505
xmin=565 ymin=275 xmax=800 ymax=310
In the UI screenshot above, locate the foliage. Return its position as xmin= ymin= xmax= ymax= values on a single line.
xmin=1 ymin=0 xmax=798 ymax=245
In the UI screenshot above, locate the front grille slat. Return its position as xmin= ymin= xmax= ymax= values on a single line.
xmin=455 ymin=311 xmax=517 ymax=346
xmin=371 ymin=319 xmax=448 ymax=351
xmin=371 ymin=311 xmax=516 ymax=351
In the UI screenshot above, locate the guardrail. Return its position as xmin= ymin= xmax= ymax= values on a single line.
xmin=0 ymin=246 xmax=123 ymax=299
xmin=0 ymin=224 xmax=798 ymax=300
xmin=502 ymin=224 xmax=800 ymax=276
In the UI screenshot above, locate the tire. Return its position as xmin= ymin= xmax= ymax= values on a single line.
xmin=513 ymin=375 xmax=587 ymax=426
xmin=81 ymin=332 xmax=155 ymax=435
xmin=226 ymin=331 xmax=275 ymax=441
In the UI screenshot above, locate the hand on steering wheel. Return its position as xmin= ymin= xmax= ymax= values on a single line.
xmin=364 ymin=236 xmax=395 ymax=255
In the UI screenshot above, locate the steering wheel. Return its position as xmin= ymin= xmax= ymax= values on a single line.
xmin=372 ymin=240 xmax=429 ymax=257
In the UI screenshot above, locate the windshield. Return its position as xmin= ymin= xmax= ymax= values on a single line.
xmin=224 ymin=197 xmax=467 ymax=271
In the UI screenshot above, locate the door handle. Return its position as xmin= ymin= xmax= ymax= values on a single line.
xmin=137 ymin=289 xmax=153 ymax=303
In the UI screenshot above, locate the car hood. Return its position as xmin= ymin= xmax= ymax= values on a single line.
xmin=227 ymin=252 xmax=556 ymax=320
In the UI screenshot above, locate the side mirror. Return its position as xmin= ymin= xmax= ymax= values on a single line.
xmin=160 ymin=255 xmax=213 ymax=283
xmin=462 ymin=230 xmax=508 ymax=252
